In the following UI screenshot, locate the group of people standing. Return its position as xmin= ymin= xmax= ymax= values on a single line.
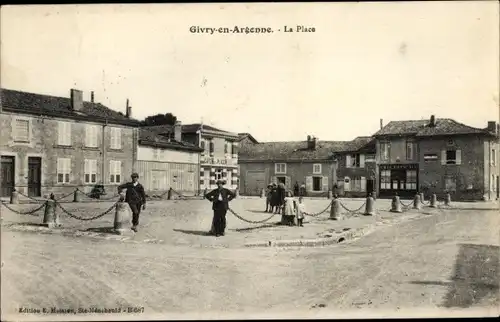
xmin=265 ymin=182 xmax=307 ymax=227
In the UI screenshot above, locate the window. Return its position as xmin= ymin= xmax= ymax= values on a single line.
xmin=58 ymin=121 xmax=72 ymax=146
xmin=85 ymin=125 xmax=99 ymax=148
xmin=110 ymin=128 xmax=122 ymax=149
xmin=275 ymin=163 xmax=286 ymax=174
xmin=492 ymin=149 xmax=497 ymax=166
xmin=380 ymin=142 xmax=390 ymax=161
xmin=215 ymin=169 xmax=223 ymax=181
xmin=380 ymin=170 xmax=391 ymax=189
xmin=405 ymin=170 xmax=417 ymax=190
xmin=492 ymin=175 xmax=496 ymax=191
xmin=313 ymin=177 xmax=322 ymax=191
xmin=109 ymin=160 xmax=122 ymax=183
xmin=445 ymin=177 xmax=456 ymax=192
xmin=200 ymin=140 xmax=205 ymax=150
xmin=313 ymin=164 xmax=322 ymax=174
xmin=209 ymin=140 xmax=214 ymax=154
xmin=406 ymin=141 xmax=414 ymax=160
xmin=84 ymin=159 xmax=97 ymax=184
xmin=365 ymin=154 xmax=376 ymax=162
xmin=224 ymin=142 xmax=228 ymax=154
xmin=57 ymin=158 xmax=71 ymax=183
xmin=444 ymin=149 xmax=461 ymax=165
xmin=14 ymin=119 xmax=29 ymax=142
xmin=424 ymin=154 xmax=438 ymax=162
xmin=346 ymin=154 xmax=360 ymax=167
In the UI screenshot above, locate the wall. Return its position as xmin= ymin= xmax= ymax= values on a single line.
xmin=418 ymin=135 xmax=486 ymax=200
xmin=336 ymin=153 xmax=377 ymax=197
xmin=239 ymin=161 xmax=336 ymax=197
xmin=137 ymin=146 xmax=198 ymax=164
xmin=377 ymin=137 xmax=418 ymax=164
xmin=0 ymin=112 xmax=136 ymax=198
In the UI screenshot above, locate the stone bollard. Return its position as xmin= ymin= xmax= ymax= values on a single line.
xmin=114 ymin=201 xmax=132 ymax=235
xmin=444 ymin=193 xmax=451 ymax=206
xmin=420 ymin=192 xmax=425 ymax=203
xmin=73 ymin=189 xmax=81 ymax=202
xmin=413 ymin=194 xmax=422 ymax=210
xmin=390 ymin=195 xmax=402 ymax=213
xmin=167 ymin=188 xmax=172 ymax=200
xmin=260 ymin=188 xmax=265 ymax=198
xmin=329 ymin=197 xmax=342 ymax=220
xmin=327 ymin=190 xmax=333 ymax=199
xmin=10 ymin=190 xmax=19 ymax=204
xmin=364 ymin=195 xmax=376 ymax=216
xmin=430 ymin=194 xmax=437 ymax=208
xmin=42 ymin=200 xmax=59 ymax=228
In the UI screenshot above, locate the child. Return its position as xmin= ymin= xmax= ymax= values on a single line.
xmin=296 ymin=197 xmax=305 ymax=227
xmin=282 ymin=190 xmax=296 ymax=226
xmin=265 ymin=184 xmax=273 ymax=212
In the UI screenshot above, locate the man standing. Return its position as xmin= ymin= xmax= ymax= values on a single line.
xmin=205 ymin=180 xmax=236 ymax=237
xmin=293 ymin=181 xmax=300 ymax=197
xmin=118 ymin=173 xmax=146 ymax=232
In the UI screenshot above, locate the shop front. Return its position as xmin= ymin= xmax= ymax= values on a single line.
xmin=379 ymin=163 xmax=419 ymax=199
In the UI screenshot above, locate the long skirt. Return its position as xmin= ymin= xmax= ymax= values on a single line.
xmin=210 ymin=208 xmax=227 ymax=235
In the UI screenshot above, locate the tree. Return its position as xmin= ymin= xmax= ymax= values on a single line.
xmin=142 ymin=113 xmax=177 ymax=126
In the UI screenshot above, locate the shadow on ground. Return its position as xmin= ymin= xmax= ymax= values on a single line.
xmin=85 ymin=227 xmax=118 ymax=234
xmin=173 ymin=228 xmax=211 ymax=236
xmin=410 ymin=243 xmax=499 ymax=308
xmin=229 ymin=222 xmax=281 ymax=232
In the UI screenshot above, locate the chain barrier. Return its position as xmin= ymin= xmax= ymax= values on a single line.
xmin=339 ymin=200 xmax=366 ymax=214
xmin=1 ymin=201 xmax=47 ymax=216
xmin=14 ymin=190 xmax=46 ymax=203
xmin=421 ymin=199 xmax=431 ymax=206
xmin=55 ymin=201 xmax=117 ymax=221
xmin=399 ymin=199 xmax=414 ymax=208
xmin=54 ymin=190 xmax=77 ymax=202
xmin=303 ymin=200 xmax=333 ymax=217
xmin=228 ymin=208 xmax=277 ymax=224
xmin=76 ymin=188 xmax=120 ymax=201
xmin=171 ymin=188 xmax=202 ymax=200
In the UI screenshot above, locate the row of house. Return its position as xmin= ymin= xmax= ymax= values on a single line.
xmin=0 ymin=88 xmax=240 ymax=199
xmin=1 ymin=87 xmax=499 ymax=201
xmin=238 ymin=116 xmax=500 ymax=201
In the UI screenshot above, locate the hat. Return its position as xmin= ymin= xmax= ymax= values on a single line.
xmin=216 ymin=179 xmax=225 ymax=185
xmin=131 ymin=172 xmax=139 ymax=178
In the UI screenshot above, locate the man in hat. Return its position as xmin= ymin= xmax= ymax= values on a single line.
xmin=205 ymin=179 xmax=236 ymax=237
xmin=118 ymin=172 xmax=146 ymax=232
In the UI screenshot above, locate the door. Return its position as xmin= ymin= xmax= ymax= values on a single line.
xmin=366 ymin=179 xmax=374 ymax=196
xmin=28 ymin=157 xmax=42 ymax=197
xmin=1 ymin=156 xmax=15 ymax=197
xmin=245 ymin=170 xmax=265 ymax=196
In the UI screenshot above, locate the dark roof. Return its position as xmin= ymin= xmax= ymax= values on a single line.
xmin=1 ymin=88 xmax=140 ymax=126
xmin=239 ymin=137 xmax=375 ymax=162
xmin=138 ymin=128 xmax=202 ymax=152
xmin=373 ymin=118 xmax=491 ymax=137
xmin=182 ymin=123 xmax=232 ymax=134
xmin=237 ymin=132 xmax=259 ymax=144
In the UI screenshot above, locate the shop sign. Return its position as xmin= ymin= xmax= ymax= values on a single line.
xmin=380 ymin=163 xmax=418 ymax=170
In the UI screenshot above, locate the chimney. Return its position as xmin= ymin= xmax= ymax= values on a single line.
xmin=90 ymin=91 xmax=94 ymax=103
xmin=307 ymin=135 xmax=317 ymax=150
xmin=380 ymin=119 xmax=383 ymax=130
xmin=487 ymin=121 xmax=497 ymax=134
xmin=174 ymin=121 xmax=182 ymax=142
xmin=430 ymin=115 xmax=436 ymax=127
xmin=70 ymin=89 xmax=83 ymax=111
xmin=126 ymin=99 xmax=132 ymax=118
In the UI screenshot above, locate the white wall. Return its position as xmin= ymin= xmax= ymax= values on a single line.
xmin=137 ymin=145 xmax=199 ymax=164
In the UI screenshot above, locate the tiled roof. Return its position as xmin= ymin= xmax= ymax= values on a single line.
xmin=0 ymin=88 xmax=140 ymax=126
xmin=138 ymin=128 xmax=202 ymax=152
xmin=237 ymin=132 xmax=259 ymax=143
xmin=373 ymin=118 xmax=490 ymax=137
xmin=143 ymin=123 xmax=238 ymax=136
xmin=239 ymin=137 xmax=375 ymax=162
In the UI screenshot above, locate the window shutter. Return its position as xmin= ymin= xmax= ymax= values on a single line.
xmin=85 ymin=126 xmax=91 ymax=147
xmin=346 ymin=155 xmax=351 ymax=168
xmin=456 ymin=149 xmax=461 ymax=165
xmin=441 ymin=150 xmax=446 ymax=165
xmin=305 ymin=176 xmax=313 ymax=192
xmin=84 ymin=159 xmax=89 ymax=174
xmin=58 ymin=122 xmax=64 ymax=145
xmin=322 ymin=176 xmax=329 ymax=191
xmin=359 ymin=154 xmax=365 ymax=168
xmin=361 ymin=176 xmax=367 ymax=192
xmin=57 ymin=159 xmax=63 ymax=173
xmin=92 ymin=125 xmax=98 ymax=147
xmin=116 ymin=129 xmax=121 ymax=149
xmin=66 ymin=123 xmax=71 ymax=145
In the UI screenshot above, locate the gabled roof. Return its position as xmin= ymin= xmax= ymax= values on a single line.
xmin=142 ymin=123 xmax=238 ymax=137
xmin=138 ymin=128 xmax=203 ymax=152
xmin=0 ymin=88 xmax=140 ymax=126
xmin=237 ymin=132 xmax=259 ymax=144
xmin=238 ymin=136 xmax=376 ymax=162
xmin=373 ymin=118 xmax=492 ymax=137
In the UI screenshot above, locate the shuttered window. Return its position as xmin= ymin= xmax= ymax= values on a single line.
xmin=109 ymin=160 xmax=122 ymax=183
xmin=110 ymin=128 xmax=122 ymax=149
xmin=84 ymin=159 xmax=97 ymax=183
xmin=14 ymin=119 xmax=30 ymax=142
xmin=58 ymin=121 xmax=72 ymax=146
xmin=85 ymin=125 xmax=99 ymax=148
xmin=313 ymin=164 xmax=322 ymax=174
xmin=442 ymin=149 xmax=461 ymax=165
xmin=57 ymin=158 xmax=71 ymax=183
xmin=275 ymin=163 xmax=286 ymax=174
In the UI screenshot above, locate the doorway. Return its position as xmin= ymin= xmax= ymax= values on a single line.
xmin=28 ymin=157 xmax=42 ymax=197
xmin=1 ymin=156 xmax=15 ymax=197
xmin=366 ymin=179 xmax=374 ymax=196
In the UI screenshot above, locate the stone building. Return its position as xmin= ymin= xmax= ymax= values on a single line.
xmin=373 ymin=115 xmax=500 ymax=200
xmin=136 ymin=122 xmax=203 ymax=196
xmin=0 ymin=88 xmax=140 ymax=199
xmin=142 ymin=123 xmax=240 ymax=192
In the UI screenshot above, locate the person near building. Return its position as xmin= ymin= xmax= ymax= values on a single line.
xmin=293 ymin=181 xmax=300 ymax=197
xmin=205 ymin=180 xmax=236 ymax=237
xmin=117 ymin=173 xmax=147 ymax=232
xmin=282 ymin=190 xmax=296 ymax=226
xmin=296 ymin=196 xmax=305 ymax=227
xmin=300 ymin=182 xmax=306 ymax=197
xmin=265 ymin=183 xmax=273 ymax=212
xmin=275 ymin=182 xmax=286 ymax=214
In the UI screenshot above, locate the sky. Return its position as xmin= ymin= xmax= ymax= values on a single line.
xmin=1 ymin=2 xmax=499 ymax=142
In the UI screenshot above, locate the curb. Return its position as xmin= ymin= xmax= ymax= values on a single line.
xmin=244 ymin=225 xmax=375 ymax=248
